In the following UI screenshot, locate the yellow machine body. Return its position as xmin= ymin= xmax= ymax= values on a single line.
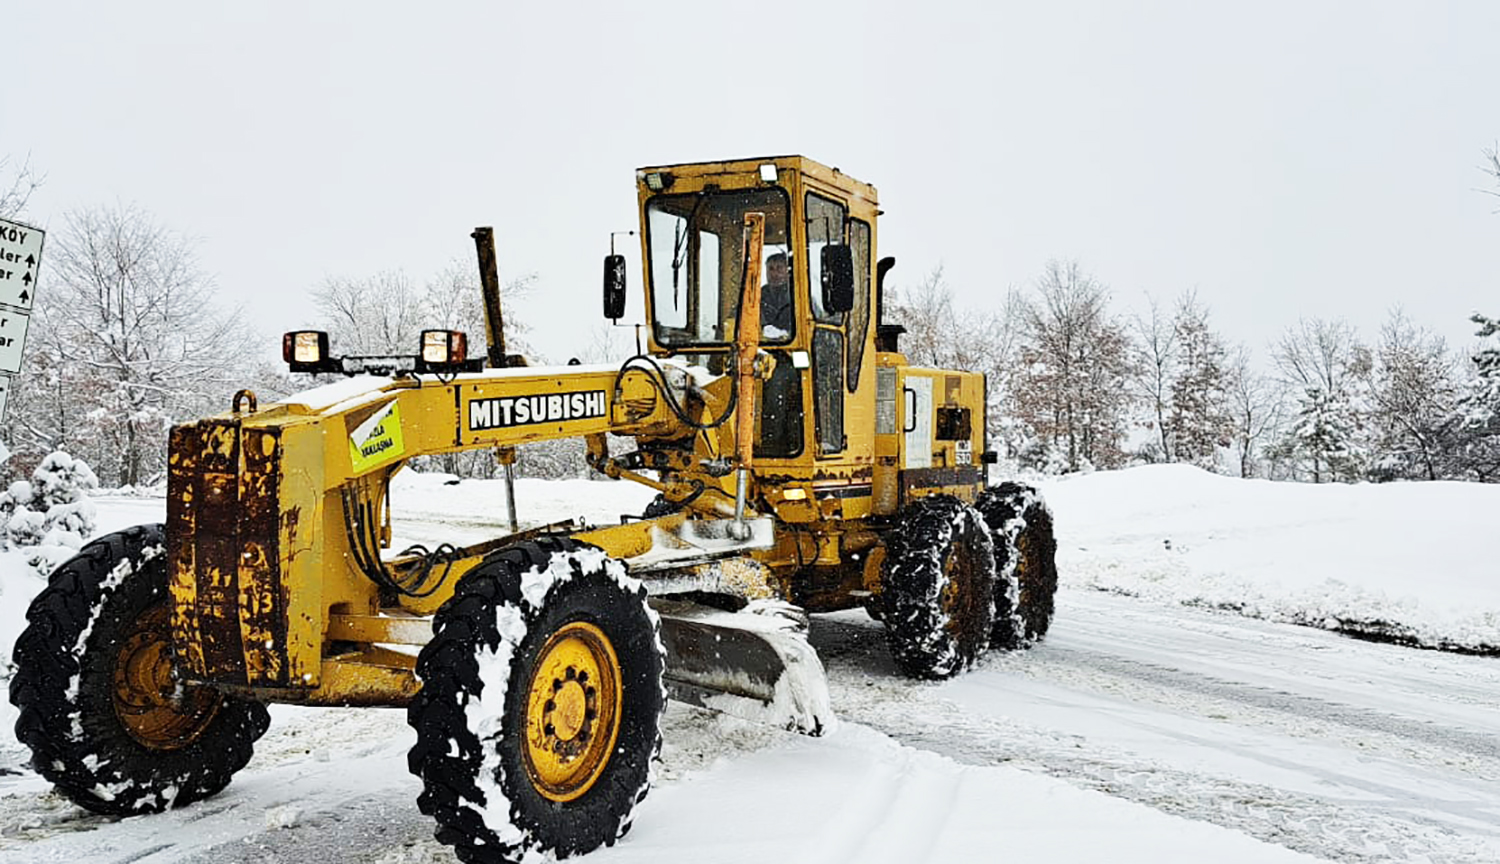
xmin=164 ymin=156 xmax=990 ymax=708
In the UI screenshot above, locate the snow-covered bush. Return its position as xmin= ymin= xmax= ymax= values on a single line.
xmin=0 ymin=451 xmax=99 ymax=569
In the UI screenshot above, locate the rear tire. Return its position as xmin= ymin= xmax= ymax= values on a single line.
xmin=879 ymin=495 xmax=995 ymax=679
xmin=975 ymin=483 xmax=1059 ymax=647
xmin=8 ymin=524 xmax=271 ymax=815
xmin=407 ymin=538 xmax=665 ymax=863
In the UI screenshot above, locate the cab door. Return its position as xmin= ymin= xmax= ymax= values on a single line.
xmin=903 ymin=375 xmax=933 ymax=469
xmin=806 ymin=192 xmax=848 ymax=458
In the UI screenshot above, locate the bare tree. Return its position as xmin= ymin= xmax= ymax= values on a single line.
xmin=421 ymin=260 xmax=536 ymax=360
xmin=1483 ymin=143 xmax=1500 ymax=203
xmin=1129 ymin=294 xmax=1178 ymax=462
xmin=310 ymin=261 xmax=556 ymax=479
xmin=1368 ymin=309 xmax=1458 ymax=480
xmin=1225 ymin=346 xmax=1284 ymax=478
xmin=312 ymin=270 xmax=428 ymax=355
xmin=1270 ymin=318 xmax=1371 ymax=482
xmin=5 ymin=204 xmax=255 ymax=486
xmin=0 ymin=155 xmax=41 ymax=219
xmin=888 ymin=266 xmax=1025 ymax=457
xmin=1011 ymin=260 xmax=1135 ymax=471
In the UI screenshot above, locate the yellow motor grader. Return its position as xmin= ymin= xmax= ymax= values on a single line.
xmin=9 ymin=156 xmax=1057 ymax=863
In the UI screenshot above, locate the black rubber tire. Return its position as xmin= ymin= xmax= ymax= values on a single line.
xmin=878 ymin=495 xmax=995 ymax=679
xmin=407 ymin=538 xmax=665 ymax=864
xmin=8 ymin=524 xmax=271 ymax=816
xmin=975 ymin=482 xmax=1060 ymax=647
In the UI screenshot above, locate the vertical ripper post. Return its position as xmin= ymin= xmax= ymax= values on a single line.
xmin=731 ymin=212 xmax=766 ymax=540
xmin=473 ymin=227 xmax=520 ymax=530
xmin=471 ymin=227 xmax=507 ymax=369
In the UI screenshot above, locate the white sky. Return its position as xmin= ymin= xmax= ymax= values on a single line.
xmin=6 ymin=1 xmax=1499 ymax=365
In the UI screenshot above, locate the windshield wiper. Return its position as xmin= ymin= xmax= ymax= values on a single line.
xmin=670 ymin=194 xmax=707 ymax=310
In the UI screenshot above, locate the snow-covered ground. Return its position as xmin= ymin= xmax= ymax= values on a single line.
xmin=1045 ymin=465 xmax=1500 ymax=652
xmin=0 ymin=466 xmax=1497 ymax=863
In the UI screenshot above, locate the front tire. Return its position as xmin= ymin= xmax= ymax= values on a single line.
xmin=975 ymin=483 xmax=1060 ymax=647
xmin=8 ymin=524 xmax=271 ymax=815
xmin=879 ymin=495 xmax=996 ymax=679
xmin=407 ymin=538 xmax=665 ymax=863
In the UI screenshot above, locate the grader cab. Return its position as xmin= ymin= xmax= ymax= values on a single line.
xmin=9 ymin=156 xmax=1058 ymax=864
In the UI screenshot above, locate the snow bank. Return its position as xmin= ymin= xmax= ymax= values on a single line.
xmin=1041 ymin=464 xmax=1500 ymax=652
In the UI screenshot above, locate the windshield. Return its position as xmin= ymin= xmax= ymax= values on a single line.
xmin=646 ymin=188 xmax=792 ymax=348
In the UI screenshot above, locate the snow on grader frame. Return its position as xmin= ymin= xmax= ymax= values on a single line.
xmin=8 ymin=156 xmax=1058 ymax=863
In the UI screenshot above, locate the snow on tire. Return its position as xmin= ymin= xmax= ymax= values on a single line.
xmin=407 ymin=537 xmax=666 ymax=864
xmin=879 ymin=495 xmax=996 ymax=680
xmin=975 ymin=482 xmax=1059 ymax=647
xmin=7 ymin=523 xmax=271 ymax=815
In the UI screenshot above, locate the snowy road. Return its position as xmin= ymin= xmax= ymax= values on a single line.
xmin=815 ymin=591 xmax=1500 ymax=864
xmin=4 ymin=586 xmax=1496 ymax=863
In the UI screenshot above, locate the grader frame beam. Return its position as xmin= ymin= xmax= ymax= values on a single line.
xmin=166 ymin=362 xmax=706 ymax=692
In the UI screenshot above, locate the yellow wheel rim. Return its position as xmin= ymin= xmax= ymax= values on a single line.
xmin=1015 ymin=531 xmax=1034 ymax=605
xmin=522 ymin=621 xmax=623 ymax=803
xmin=112 ymin=606 xmax=222 ymax=750
xmin=940 ymin=542 xmax=983 ymax=637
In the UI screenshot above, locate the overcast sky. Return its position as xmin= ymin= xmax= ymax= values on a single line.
xmin=6 ymin=1 xmax=1499 ymax=366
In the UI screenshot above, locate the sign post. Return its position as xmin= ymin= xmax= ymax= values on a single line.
xmin=0 ymin=215 xmax=44 ymax=421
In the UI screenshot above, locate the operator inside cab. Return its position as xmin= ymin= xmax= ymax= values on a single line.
xmin=761 ymin=252 xmax=794 ymax=340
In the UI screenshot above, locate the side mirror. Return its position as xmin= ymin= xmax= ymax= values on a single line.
xmin=820 ymin=245 xmax=855 ymax=314
xmin=603 ymin=254 xmax=627 ymax=320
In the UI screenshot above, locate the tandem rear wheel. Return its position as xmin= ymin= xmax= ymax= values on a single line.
xmin=879 ymin=494 xmax=997 ymax=679
xmin=976 ymin=482 xmax=1060 ymax=648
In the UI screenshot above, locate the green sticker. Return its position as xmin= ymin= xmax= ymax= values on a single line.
xmin=349 ymin=401 xmax=405 ymax=472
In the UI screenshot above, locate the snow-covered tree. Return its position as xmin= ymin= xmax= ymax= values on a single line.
xmin=1011 ymin=261 xmax=1135 ymax=472
xmin=312 ymin=270 xmax=428 ymax=355
xmin=0 ymin=154 xmax=40 ymax=219
xmin=1367 ymin=310 xmax=1459 ymax=481
xmin=4 ymin=205 xmax=256 ymax=487
xmin=1447 ymin=313 xmax=1500 ymax=482
xmin=310 ymin=262 xmax=536 ymax=362
xmin=1167 ymin=292 xmax=1233 ymax=471
xmin=1286 ymin=386 xmax=1361 ymax=483
xmin=307 ymin=263 xmax=566 ymax=478
xmin=1129 ymin=294 xmax=1178 ymax=462
xmin=1484 ymin=144 xmax=1500 ymax=203
xmin=0 ymin=451 xmax=98 ymax=571
xmin=1225 ymin=346 xmax=1285 ymax=479
xmin=1271 ymin=318 xmax=1371 ymax=482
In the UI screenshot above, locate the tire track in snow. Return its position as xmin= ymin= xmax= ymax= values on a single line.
xmin=1035 ymin=646 xmax=1500 ymax=764
xmin=787 ymin=749 xmax=907 ymax=864
xmin=809 ymin=608 xmax=1500 ymax=864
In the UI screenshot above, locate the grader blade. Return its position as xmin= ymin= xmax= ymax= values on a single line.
xmin=651 ymin=599 xmax=835 ymax=736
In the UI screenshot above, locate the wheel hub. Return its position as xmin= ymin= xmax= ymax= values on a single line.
xmin=1016 ymin=532 xmax=1033 ymax=599
xmin=112 ymin=606 xmax=223 ymax=750
xmin=523 ymin=621 xmax=623 ymax=803
xmin=941 ymin=542 xmax=983 ymax=630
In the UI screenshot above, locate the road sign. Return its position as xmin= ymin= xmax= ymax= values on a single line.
xmin=0 ymin=311 xmax=31 ymax=374
xmin=0 ymin=217 xmax=43 ymax=311
xmin=0 ymin=216 xmax=43 ymax=374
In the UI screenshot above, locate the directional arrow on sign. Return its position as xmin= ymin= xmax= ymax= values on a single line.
xmin=0 ymin=216 xmax=43 ymax=312
xmin=0 ymin=216 xmax=43 ymax=323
